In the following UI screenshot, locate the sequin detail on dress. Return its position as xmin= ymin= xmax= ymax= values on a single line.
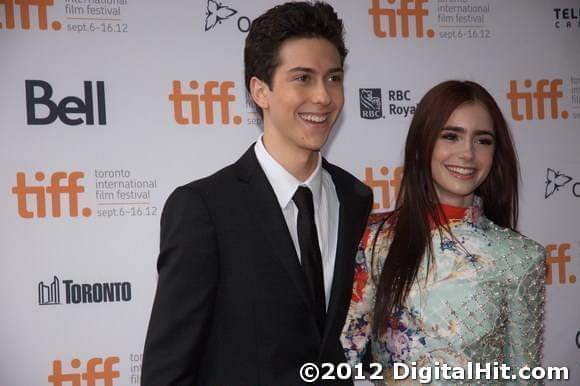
xmin=341 ymin=197 xmax=546 ymax=385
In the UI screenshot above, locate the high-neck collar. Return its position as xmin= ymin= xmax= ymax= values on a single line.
xmin=434 ymin=196 xmax=483 ymax=227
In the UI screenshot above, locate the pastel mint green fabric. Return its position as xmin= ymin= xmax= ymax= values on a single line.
xmin=341 ymin=198 xmax=546 ymax=385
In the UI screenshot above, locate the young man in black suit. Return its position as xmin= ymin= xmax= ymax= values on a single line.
xmin=141 ymin=2 xmax=372 ymax=385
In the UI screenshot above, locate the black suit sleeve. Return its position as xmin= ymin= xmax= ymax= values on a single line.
xmin=141 ymin=185 xmax=218 ymax=386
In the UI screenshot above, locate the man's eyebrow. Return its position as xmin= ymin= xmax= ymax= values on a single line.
xmin=287 ymin=67 xmax=315 ymax=73
xmin=287 ymin=67 xmax=344 ymax=74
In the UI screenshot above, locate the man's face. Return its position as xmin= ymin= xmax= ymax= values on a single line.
xmin=255 ymin=38 xmax=344 ymax=161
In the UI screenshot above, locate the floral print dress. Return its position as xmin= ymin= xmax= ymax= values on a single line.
xmin=341 ymin=198 xmax=546 ymax=385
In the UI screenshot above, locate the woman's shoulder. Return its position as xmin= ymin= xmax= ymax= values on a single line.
xmin=368 ymin=211 xmax=397 ymax=230
xmin=358 ymin=211 xmax=397 ymax=268
xmin=363 ymin=211 xmax=396 ymax=242
xmin=480 ymin=217 xmax=546 ymax=271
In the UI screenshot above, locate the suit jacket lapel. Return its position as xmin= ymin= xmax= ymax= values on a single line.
xmin=235 ymin=148 xmax=365 ymax=346
xmin=320 ymin=160 xmax=359 ymax=352
xmin=236 ymin=146 xmax=314 ymax=315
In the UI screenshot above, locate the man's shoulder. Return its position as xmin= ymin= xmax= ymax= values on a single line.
xmin=164 ymin=149 xmax=257 ymax=210
xmin=181 ymin=162 xmax=238 ymax=191
xmin=323 ymin=160 xmax=372 ymax=198
xmin=179 ymin=146 xmax=257 ymax=192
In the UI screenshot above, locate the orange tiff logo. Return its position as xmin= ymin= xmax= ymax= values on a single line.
xmin=169 ymin=80 xmax=242 ymax=125
xmin=0 ymin=0 xmax=61 ymax=30
xmin=11 ymin=171 xmax=92 ymax=218
xmin=369 ymin=0 xmax=434 ymax=38
xmin=545 ymin=243 xmax=576 ymax=285
xmin=506 ymin=79 xmax=569 ymax=121
xmin=48 ymin=356 xmax=120 ymax=386
xmin=363 ymin=166 xmax=403 ymax=210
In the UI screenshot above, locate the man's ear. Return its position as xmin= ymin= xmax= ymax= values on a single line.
xmin=250 ymin=77 xmax=270 ymax=111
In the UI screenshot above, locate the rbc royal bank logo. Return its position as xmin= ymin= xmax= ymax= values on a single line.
xmin=360 ymin=88 xmax=383 ymax=119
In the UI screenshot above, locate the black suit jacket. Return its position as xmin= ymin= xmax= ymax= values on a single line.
xmin=142 ymin=146 xmax=372 ymax=386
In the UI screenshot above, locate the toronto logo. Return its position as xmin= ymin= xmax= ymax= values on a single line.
xmin=38 ymin=276 xmax=132 ymax=305
xmin=204 ymin=0 xmax=237 ymax=31
xmin=545 ymin=168 xmax=572 ymax=198
xmin=39 ymin=276 xmax=61 ymax=305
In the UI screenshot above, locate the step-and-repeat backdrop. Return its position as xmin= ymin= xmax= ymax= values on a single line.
xmin=1 ymin=1 xmax=579 ymax=384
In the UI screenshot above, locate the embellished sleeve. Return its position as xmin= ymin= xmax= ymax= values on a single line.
xmin=503 ymin=243 xmax=546 ymax=376
xmin=341 ymin=214 xmax=390 ymax=365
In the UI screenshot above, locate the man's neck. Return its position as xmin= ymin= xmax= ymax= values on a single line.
xmin=261 ymin=133 xmax=319 ymax=182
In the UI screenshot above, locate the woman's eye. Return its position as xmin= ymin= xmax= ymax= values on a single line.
xmin=476 ymin=137 xmax=495 ymax=145
xmin=441 ymin=132 xmax=458 ymax=141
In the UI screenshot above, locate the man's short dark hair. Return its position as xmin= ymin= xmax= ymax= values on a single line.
xmin=244 ymin=1 xmax=348 ymax=117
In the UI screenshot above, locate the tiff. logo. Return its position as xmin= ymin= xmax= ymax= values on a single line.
xmin=11 ymin=171 xmax=92 ymax=218
xmin=369 ymin=0 xmax=434 ymax=38
xmin=0 ymin=0 xmax=61 ymax=30
xmin=169 ymin=80 xmax=242 ymax=125
xmin=546 ymin=243 xmax=576 ymax=285
xmin=363 ymin=166 xmax=403 ymax=210
xmin=506 ymin=79 xmax=569 ymax=121
xmin=48 ymin=357 xmax=120 ymax=386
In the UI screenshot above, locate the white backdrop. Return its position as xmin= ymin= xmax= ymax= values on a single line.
xmin=1 ymin=0 xmax=579 ymax=385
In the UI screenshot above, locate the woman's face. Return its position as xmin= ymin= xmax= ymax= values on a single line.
xmin=431 ymin=102 xmax=495 ymax=207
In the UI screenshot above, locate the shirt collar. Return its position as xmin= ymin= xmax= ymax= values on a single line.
xmin=254 ymin=135 xmax=323 ymax=209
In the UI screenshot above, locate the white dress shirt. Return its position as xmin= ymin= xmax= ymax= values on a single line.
xmin=254 ymin=136 xmax=340 ymax=308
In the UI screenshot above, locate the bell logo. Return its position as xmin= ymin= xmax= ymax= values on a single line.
xmin=363 ymin=166 xmax=403 ymax=210
xmin=0 ymin=0 xmax=61 ymax=30
xmin=169 ymin=80 xmax=242 ymax=125
xmin=369 ymin=0 xmax=434 ymax=38
xmin=545 ymin=243 xmax=576 ymax=285
xmin=25 ymin=80 xmax=107 ymax=125
xmin=506 ymin=79 xmax=569 ymax=121
xmin=48 ymin=356 xmax=120 ymax=386
xmin=11 ymin=171 xmax=92 ymax=219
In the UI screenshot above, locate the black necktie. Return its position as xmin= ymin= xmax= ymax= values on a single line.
xmin=293 ymin=186 xmax=326 ymax=334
